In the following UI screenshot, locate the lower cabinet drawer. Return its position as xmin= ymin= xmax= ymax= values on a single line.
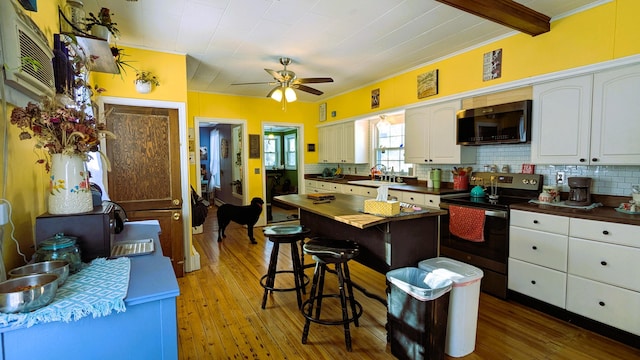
xmin=568 ymin=237 xmax=640 ymax=292
xmin=567 ymin=275 xmax=640 ymax=336
xmin=508 ymin=258 xmax=567 ymax=308
xmin=510 ymin=226 xmax=568 ymax=271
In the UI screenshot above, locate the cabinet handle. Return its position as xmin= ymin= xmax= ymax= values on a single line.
xmin=592 ymin=158 xmax=599 ymax=162
xmin=173 ymin=212 xmax=181 ymax=221
xmin=602 ymin=230 xmax=609 ymax=235
xmin=532 ymin=246 xmax=538 ymax=250
xmin=531 ymin=280 xmax=536 ymax=285
xmin=579 ymin=158 xmax=586 ymax=162
xmin=429 ymin=199 xmax=434 ymax=203
xmin=533 ymin=220 xmax=539 ymax=224
xmin=600 ymin=261 xmax=607 ymax=266
xmin=598 ymin=301 xmax=605 ymax=307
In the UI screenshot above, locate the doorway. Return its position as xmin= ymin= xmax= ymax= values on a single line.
xmin=262 ymin=123 xmax=304 ymax=224
xmin=195 ymin=118 xmax=247 ymax=208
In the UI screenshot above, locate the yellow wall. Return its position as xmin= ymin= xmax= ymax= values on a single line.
xmin=323 ymin=0 xmax=638 ymax=121
xmin=186 ymin=92 xmax=316 ymax=198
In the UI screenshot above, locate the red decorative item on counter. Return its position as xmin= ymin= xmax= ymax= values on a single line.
xmin=521 ymin=164 xmax=535 ymax=174
xmin=453 ymin=174 xmax=469 ymax=190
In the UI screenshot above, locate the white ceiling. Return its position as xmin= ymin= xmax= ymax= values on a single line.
xmin=81 ymin=0 xmax=605 ymax=102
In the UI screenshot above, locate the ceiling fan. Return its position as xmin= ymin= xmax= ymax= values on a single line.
xmin=232 ymin=57 xmax=333 ymax=104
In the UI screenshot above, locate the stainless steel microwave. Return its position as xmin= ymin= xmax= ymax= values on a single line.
xmin=456 ymin=100 xmax=532 ymax=145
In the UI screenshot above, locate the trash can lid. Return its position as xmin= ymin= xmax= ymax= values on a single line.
xmin=418 ymin=257 xmax=483 ymax=284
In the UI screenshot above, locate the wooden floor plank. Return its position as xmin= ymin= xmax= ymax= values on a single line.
xmin=176 ymin=206 xmax=640 ymax=359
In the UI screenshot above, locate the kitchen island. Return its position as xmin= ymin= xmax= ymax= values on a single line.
xmin=275 ymin=193 xmax=446 ymax=275
xmin=0 ymin=221 xmax=179 ymax=360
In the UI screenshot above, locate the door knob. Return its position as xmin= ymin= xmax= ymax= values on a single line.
xmin=173 ymin=212 xmax=181 ymax=220
xmin=173 ymin=199 xmax=180 ymax=206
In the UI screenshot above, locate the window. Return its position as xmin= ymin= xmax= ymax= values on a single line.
xmin=284 ymin=133 xmax=297 ymax=169
xmin=375 ymin=117 xmax=408 ymax=173
xmin=264 ymin=135 xmax=281 ymax=168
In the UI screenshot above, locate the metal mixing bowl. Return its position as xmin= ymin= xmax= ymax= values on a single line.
xmin=0 ymin=274 xmax=59 ymax=313
xmin=8 ymin=261 xmax=69 ymax=286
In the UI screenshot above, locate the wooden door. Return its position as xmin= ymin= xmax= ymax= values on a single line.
xmin=105 ymin=104 xmax=184 ymax=277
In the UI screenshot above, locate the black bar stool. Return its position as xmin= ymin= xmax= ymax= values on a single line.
xmin=301 ymin=237 xmax=363 ymax=352
xmin=260 ymin=225 xmax=311 ymax=309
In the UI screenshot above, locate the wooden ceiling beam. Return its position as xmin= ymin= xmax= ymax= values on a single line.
xmin=435 ymin=0 xmax=550 ymax=36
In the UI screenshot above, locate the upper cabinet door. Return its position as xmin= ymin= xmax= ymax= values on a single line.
xmin=591 ymin=63 xmax=640 ymax=165
xmin=404 ymin=100 xmax=475 ymax=165
xmin=531 ymin=75 xmax=593 ymax=165
xmin=404 ymin=106 xmax=430 ymax=164
xmin=429 ymin=100 xmax=464 ymax=164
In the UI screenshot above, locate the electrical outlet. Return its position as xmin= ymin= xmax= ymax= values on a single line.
xmin=556 ymin=171 xmax=566 ymax=185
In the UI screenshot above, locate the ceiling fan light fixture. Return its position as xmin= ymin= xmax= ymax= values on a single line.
xmin=270 ymin=88 xmax=283 ymax=102
xmin=284 ymin=87 xmax=297 ymax=102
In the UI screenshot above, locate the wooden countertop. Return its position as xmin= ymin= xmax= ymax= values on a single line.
xmin=510 ymin=202 xmax=640 ymax=226
xmin=275 ymin=193 xmax=446 ymax=229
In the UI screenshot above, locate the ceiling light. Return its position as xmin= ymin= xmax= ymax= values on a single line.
xmin=270 ymin=88 xmax=283 ymax=102
xmin=284 ymin=87 xmax=297 ymax=102
xmin=376 ymin=115 xmax=391 ymax=132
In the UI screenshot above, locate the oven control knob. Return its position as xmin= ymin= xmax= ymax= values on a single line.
xmin=522 ymin=179 xmax=529 ymax=184
xmin=530 ymin=179 xmax=538 ymax=185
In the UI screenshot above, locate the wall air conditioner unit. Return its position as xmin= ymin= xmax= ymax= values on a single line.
xmin=0 ymin=0 xmax=55 ymax=104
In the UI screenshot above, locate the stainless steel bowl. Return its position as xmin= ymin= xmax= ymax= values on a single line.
xmin=8 ymin=261 xmax=69 ymax=286
xmin=0 ymin=274 xmax=59 ymax=313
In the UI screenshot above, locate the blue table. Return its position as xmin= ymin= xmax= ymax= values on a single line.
xmin=0 ymin=221 xmax=180 ymax=360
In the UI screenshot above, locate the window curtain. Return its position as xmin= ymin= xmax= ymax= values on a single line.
xmin=209 ymin=129 xmax=220 ymax=189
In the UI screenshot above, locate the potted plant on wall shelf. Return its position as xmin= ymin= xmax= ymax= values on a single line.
xmin=135 ymin=71 xmax=160 ymax=94
xmin=84 ymin=8 xmax=119 ymax=42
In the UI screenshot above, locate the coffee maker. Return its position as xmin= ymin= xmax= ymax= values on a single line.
xmin=566 ymin=177 xmax=592 ymax=206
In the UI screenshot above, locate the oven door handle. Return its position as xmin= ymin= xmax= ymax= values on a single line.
xmin=484 ymin=210 xmax=507 ymax=218
xmin=440 ymin=203 xmax=508 ymax=218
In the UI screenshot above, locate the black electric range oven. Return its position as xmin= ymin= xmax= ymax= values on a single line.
xmin=439 ymin=172 xmax=542 ymax=299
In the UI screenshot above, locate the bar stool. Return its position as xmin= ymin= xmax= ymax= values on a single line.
xmin=261 ymin=225 xmax=311 ymax=309
xmin=301 ymin=238 xmax=363 ymax=351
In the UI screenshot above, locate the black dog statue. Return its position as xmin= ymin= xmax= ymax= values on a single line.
xmin=217 ymin=197 xmax=264 ymax=244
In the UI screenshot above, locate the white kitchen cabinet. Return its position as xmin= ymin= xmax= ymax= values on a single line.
xmin=508 ymin=210 xmax=569 ymax=307
xmin=531 ymin=63 xmax=640 ymax=165
xmin=565 ymin=218 xmax=640 ymax=335
xmin=304 ymin=180 xmax=322 ymax=194
xmin=318 ymin=120 xmax=369 ymax=164
xmin=566 ymin=275 xmax=640 ymax=336
xmin=404 ymin=100 xmax=476 ymax=165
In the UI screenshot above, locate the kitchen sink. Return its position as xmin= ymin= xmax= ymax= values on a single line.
xmin=347 ymin=180 xmax=404 ymax=186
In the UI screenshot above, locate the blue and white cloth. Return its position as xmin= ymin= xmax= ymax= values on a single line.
xmin=0 ymin=257 xmax=130 ymax=329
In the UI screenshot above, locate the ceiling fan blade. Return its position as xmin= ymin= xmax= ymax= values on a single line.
xmin=294 ymin=77 xmax=334 ymax=84
xmin=292 ymin=84 xmax=323 ymax=96
xmin=265 ymin=68 xmax=285 ymax=82
xmin=231 ymin=81 xmax=275 ymax=86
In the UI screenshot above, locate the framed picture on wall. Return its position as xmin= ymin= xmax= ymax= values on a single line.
xmin=200 ymin=146 xmax=208 ymax=160
xmin=417 ymin=69 xmax=438 ymax=98
xmin=249 ymin=134 xmax=260 ymax=159
xmin=371 ymin=88 xmax=380 ymax=109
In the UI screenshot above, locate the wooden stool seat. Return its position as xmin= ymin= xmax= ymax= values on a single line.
xmin=301 ymin=238 xmax=363 ymax=351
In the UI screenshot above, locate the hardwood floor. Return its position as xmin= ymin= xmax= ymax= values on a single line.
xmin=178 ymin=207 xmax=640 ymax=359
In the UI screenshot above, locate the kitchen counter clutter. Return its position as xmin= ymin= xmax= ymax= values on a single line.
xmin=0 ymin=220 xmax=180 ymax=360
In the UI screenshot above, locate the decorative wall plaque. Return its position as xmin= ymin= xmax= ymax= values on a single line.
xmin=417 ymin=69 xmax=439 ymax=99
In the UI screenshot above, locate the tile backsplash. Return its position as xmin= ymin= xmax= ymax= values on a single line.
xmin=305 ymin=144 xmax=640 ymax=197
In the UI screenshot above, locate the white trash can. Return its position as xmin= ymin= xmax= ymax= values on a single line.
xmin=419 ymin=257 xmax=483 ymax=357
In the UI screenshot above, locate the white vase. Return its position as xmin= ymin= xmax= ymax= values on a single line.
xmin=135 ymin=80 xmax=152 ymax=94
xmin=91 ymin=25 xmax=111 ymax=42
xmin=48 ymin=154 xmax=94 ymax=215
